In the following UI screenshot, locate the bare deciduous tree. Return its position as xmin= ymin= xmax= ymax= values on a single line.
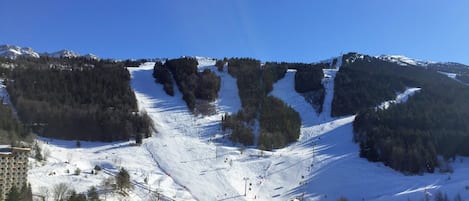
xmin=52 ymin=183 xmax=69 ymax=201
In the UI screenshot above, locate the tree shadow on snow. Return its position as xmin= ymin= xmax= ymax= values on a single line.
xmin=38 ymin=136 xmax=132 ymax=149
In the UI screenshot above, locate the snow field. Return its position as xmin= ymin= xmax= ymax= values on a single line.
xmin=27 ymin=58 xmax=469 ymax=201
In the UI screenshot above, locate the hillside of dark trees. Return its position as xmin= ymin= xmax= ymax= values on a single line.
xmin=0 ymin=98 xmax=31 ymax=145
xmin=262 ymin=62 xmax=288 ymax=94
xmin=456 ymin=75 xmax=469 ymax=84
xmin=153 ymin=61 xmax=175 ymax=96
xmin=222 ymin=58 xmax=261 ymax=145
xmin=259 ymin=96 xmax=301 ymax=150
xmin=152 ymin=58 xmax=221 ymax=112
xmin=294 ymin=63 xmax=325 ymax=113
xmin=1 ymin=57 xmax=152 ymax=142
xmin=338 ymin=53 xmax=469 ymax=173
xmin=222 ymin=58 xmax=301 ymax=149
xmin=332 ymin=53 xmax=416 ymax=117
xmin=427 ymin=62 xmax=469 ymax=84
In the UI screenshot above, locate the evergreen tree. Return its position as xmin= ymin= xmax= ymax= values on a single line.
xmin=116 ymin=168 xmax=132 ymax=193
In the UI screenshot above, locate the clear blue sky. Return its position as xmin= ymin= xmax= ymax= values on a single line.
xmin=1 ymin=0 xmax=468 ymax=64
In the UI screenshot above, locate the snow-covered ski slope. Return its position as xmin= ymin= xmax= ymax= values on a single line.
xmin=28 ymin=58 xmax=469 ymax=201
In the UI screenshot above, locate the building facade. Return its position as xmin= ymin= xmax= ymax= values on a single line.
xmin=0 ymin=146 xmax=30 ymax=200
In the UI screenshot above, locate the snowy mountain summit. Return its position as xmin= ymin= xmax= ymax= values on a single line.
xmin=377 ymin=55 xmax=434 ymax=66
xmin=342 ymin=53 xmax=467 ymax=69
xmin=83 ymin=53 xmax=100 ymax=60
xmin=0 ymin=44 xmax=99 ymax=60
xmin=0 ymin=44 xmax=40 ymax=59
xmin=42 ymin=49 xmax=81 ymax=58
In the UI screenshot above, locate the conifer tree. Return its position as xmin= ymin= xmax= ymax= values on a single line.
xmin=116 ymin=168 xmax=132 ymax=193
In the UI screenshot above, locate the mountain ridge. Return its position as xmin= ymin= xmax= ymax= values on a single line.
xmin=0 ymin=44 xmax=99 ymax=60
xmin=2 ymin=44 xmax=469 ymax=68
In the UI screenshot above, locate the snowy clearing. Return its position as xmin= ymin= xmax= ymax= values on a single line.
xmin=377 ymin=88 xmax=421 ymax=110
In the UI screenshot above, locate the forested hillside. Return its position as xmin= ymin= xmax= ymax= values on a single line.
xmin=337 ymin=53 xmax=469 ymax=173
xmin=1 ymin=57 xmax=152 ymax=142
xmin=428 ymin=63 xmax=469 ymax=84
xmin=0 ymin=100 xmax=31 ymax=145
xmin=221 ymin=58 xmax=301 ymax=149
xmin=294 ymin=63 xmax=325 ymax=113
xmin=332 ymin=53 xmax=416 ymax=116
xmin=153 ymin=58 xmax=221 ymax=112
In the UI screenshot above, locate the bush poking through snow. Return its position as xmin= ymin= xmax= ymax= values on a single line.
xmin=74 ymin=168 xmax=81 ymax=176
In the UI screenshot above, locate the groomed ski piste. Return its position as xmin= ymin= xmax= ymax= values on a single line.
xmin=27 ymin=57 xmax=469 ymax=201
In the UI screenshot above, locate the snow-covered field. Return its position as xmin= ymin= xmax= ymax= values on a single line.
xmin=27 ymin=59 xmax=469 ymax=201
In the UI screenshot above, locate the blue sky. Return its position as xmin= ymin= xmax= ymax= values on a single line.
xmin=1 ymin=0 xmax=468 ymax=64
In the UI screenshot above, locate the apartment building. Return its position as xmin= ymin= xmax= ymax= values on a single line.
xmin=0 ymin=145 xmax=30 ymax=199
